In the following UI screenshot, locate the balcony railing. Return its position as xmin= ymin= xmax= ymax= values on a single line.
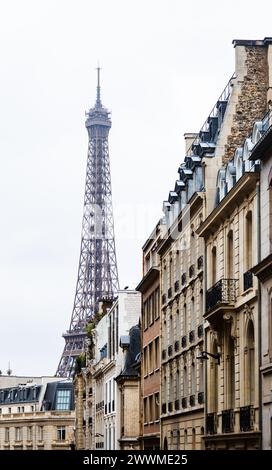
xmin=222 ymin=409 xmax=234 ymax=433
xmin=189 ymin=395 xmax=195 ymax=406
xmin=181 ymin=273 xmax=186 ymax=286
xmin=197 ymin=255 xmax=203 ymax=270
xmin=244 ymin=271 xmax=253 ymax=291
xmin=189 ymin=265 xmax=195 ymax=278
xmin=181 ymin=335 xmax=187 ymax=348
xmin=162 ymin=403 xmax=167 ymax=414
xmin=168 ymin=287 xmax=172 ymax=299
xmin=162 ymin=294 xmax=166 ymax=305
xmin=168 ymin=402 xmax=173 ymax=412
xmin=240 ymin=405 xmax=254 ymax=432
xmin=198 ymin=392 xmax=204 ymax=404
xmin=189 ymin=330 xmax=195 ymax=343
xmin=174 ymin=340 xmax=179 ymax=352
xmin=168 ymin=345 xmax=173 ymax=357
xmin=197 ymin=325 xmax=203 ymax=338
xmin=206 ymin=413 xmax=217 ymax=434
xmin=182 ymin=397 xmax=187 ymax=408
xmin=175 ymin=399 xmax=180 ymax=411
xmin=206 ymin=279 xmax=237 ymax=312
xmin=174 ymin=280 xmax=179 ymax=292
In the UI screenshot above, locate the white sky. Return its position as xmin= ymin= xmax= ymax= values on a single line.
xmin=0 ymin=0 xmax=271 ymax=376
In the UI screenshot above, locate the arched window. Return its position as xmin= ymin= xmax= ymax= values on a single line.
xmin=227 ymin=230 xmax=234 ymax=278
xmin=245 ymin=211 xmax=253 ymax=270
xmin=226 ymin=323 xmax=235 ymax=409
xmin=184 ymin=430 xmax=188 ymax=450
xmin=191 ymin=362 xmax=196 ymax=395
xmin=245 ymin=320 xmax=255 ymax=405
xmin=192 ymin=428 xmax=196 ymax=450
xmin=183 ymin=366 xmax=188 ymax=398
xmin=163 ymin=437 xmax=168 ymax=450
xmin=183 ymin=304 xmax=187 ymax=335
xmin=169 ymin=373 xmax=174 ymax=403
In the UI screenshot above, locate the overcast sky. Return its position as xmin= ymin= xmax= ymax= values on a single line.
xmin=0 ymin=0 xmax=271 ymax=376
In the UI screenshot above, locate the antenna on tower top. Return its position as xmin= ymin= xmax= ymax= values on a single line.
xmin=96 ymin=62 xmax=102 ymax=108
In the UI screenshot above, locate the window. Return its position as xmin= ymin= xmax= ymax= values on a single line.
xmin=155 ymin=288 xmax=160 ymax=319
xmin=149 ymin=342 xmax=154 ymax=373
xmin=5 ymin=428 xmax=9 ymax=442
xmin=15 ymin=427 xmax=22 ymax=441
xmin=176 ymin=369 xmax=180 ymax=399
xmin=226 ymin=323 xmax=235 ymax=409
xmin=183 ymin=304 xmax=187 ymax=335
xmin=27 ymin=426 xmax=33 ymax=441
xmin=211 ymin=246 xmax=217 ymax=285
xmin=8 ymin=407 xmax=11 ymax=414
xmin=31 ymin=405 xmax=35 ymax=412
xmin=227 ymin=230 xmax=234 ymax=278
xmin=143 ymin=347 xmax=148 ymax=376
xmin=149 ymin=294 xmax=154 ymax=325
xmin=56 ymin=389 xmax=71 ymax=410
xmin=210 ymin=340 xmax=218 ymax=413
xmin=143 ymin=301 xmax=148 ymax=329
xmin=17 ymin=407 xmax=20 ymax=413
xmin=245 ymin=320 xmax=255 ymax=405
xmin=0 ymin=408 xmax=2 ymax=414
xmin=155 ymin=337 xmax=159 ymax=370
xmin=191 ymin=362 xmax=196 ymax=395
xmin=57 ymin=426 xmax=66 ymax=441
xmin=21 ymin=406 xmax=24 ymax=413
xmin=192 ymin=428 xmax=196 ymax=450
xmin=149 ymin=395 xmax=154 ymax=422
xmin=245 ymin=211 xmax=253 ymax=270
xmin=144 ymin=397 xmax=148 ymax=423
xmin=183 ymin=367 xmax=188 ymax=397
xmin=38 ymin=426 xmax=43 ymax=441
xmin=154 ymin=393 xmax=160 ymax=421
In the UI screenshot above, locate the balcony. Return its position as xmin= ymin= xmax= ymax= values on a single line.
xmin=197 ymin=325 xmax=203 ymax=338
xmin=244 ymin=271 xmax=253 ymax=291
xmin=181 ymin=335 xmax=187 ymax=348
xmin=197 ymin=255 xmax=203 ymax=270
xmin=168 ymin=287 xmax=172 ymax=299
xmin=222 ymin=409 xmax=234 ymax=433
xmin=181 ymin=273 xmax=186 ymax=286
xmin=175 ymin=399 xmax=180 ymax=411
xmin=162 ymin=403 xmax=167 ymax=414
xmin=174 ymin=340 xmax=179 ymax=352
xmin=168 ymin=345 xmax=173 ymax=357
xmin=162 ymin=294 xmax=166 ymax=305
xmin=174 ymin=280 xmax=179 ymax=292
xmin=206 ymin=278 xmax=237 ymax=313
xmin=162 ymin=349 xmax=166 ymax=360
xmin=206 ymin=413 xmax=217 ymax=434
xmin=189 ymin=395 xmax=195 ymax=406
xmin=198 ymin=392 xmax=204 ymax=404
xmin=182 ymin=397 xmax=187 ymax=408
xmin=189 ymin=330 xmax=195 ymax=343
xmin=168 ymin=402 xmax=173 ymax=412
xmin=240 ymin=405 xmax=254 ymax=432
xmin=189 ymin=264 xmax=195 ymax=278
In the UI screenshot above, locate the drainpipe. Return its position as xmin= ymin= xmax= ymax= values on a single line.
xmin=256 ymin=180 xmax=262 ymax=448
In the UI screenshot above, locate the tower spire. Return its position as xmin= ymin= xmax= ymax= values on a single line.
xmin=96 ymin=64 xmax=102 ymax=108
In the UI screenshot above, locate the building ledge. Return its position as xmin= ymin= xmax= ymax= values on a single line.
xmin=251 ymin=253 xmax=272 ymax=282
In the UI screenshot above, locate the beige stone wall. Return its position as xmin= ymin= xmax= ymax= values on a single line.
xmin=161 ymin=413 xmax=204 ymax=450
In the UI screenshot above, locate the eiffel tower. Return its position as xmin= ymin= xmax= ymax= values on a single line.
xmin=56 ymin=68 xmax=119 ymax=377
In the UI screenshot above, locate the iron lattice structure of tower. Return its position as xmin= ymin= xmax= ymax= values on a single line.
xmin=56 ymin=69 xmax=119 ymax=377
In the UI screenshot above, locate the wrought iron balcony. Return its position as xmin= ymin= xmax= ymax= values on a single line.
xmin=168 ymin=345 xmax=173 ymax=357
xmin=162 ymin=349 xmax=166 ymax=360
xmin=189 ymin=264 xmax=195 ymax=278
xmin=197 ymin=255 xmax=203 ymax=270
xmin=162 ymin=294 xmax=166 ymax=305
xmin=181 ymin=335 xmax=187 ymax=348
xmin=189 ymin=330 xmax=195 ymax=343
xmin=175 ymin=399 xmax=180 ymax=411
xmin=182 ymin=397 xmax=187 ymax=408
xmin=174 ymin=280 xmax=179 ymax=292
xmin=198 ymin=392 xmax=204 ymax=404
xmin=174 ymin=340 xmax=179 ymax=352
xmin=206 ymin=278 xmax=237 ymax=313
xmin=189 ymin=395 xmax=195 ymax=406
xmin=206 ymin=413 xmax=217 ymax=434
xmin=240 ymin=405 xmax=254 ymax=432
xmin=162 ymin=403 xmax=167 ymax=414
xmin=168 ymin=287 xmax=172 ymax=299
xmin=244 ymin=271 xmax=253 ymax=291
xmin=222 ymin=409 xmax=234 ymax=433
xmin=181 ymin=273 xmax=186 ymax=286
xmin=197 ymin=325 xmax=203 ymax=338
xmin=168 ymin=402 xmax=173 ymax=412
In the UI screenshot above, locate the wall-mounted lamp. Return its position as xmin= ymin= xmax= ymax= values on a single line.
xmin=95 ymin=433 xmax=104 ymax=437
xmin=196 ymin=351 xmax=221 ymax=365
